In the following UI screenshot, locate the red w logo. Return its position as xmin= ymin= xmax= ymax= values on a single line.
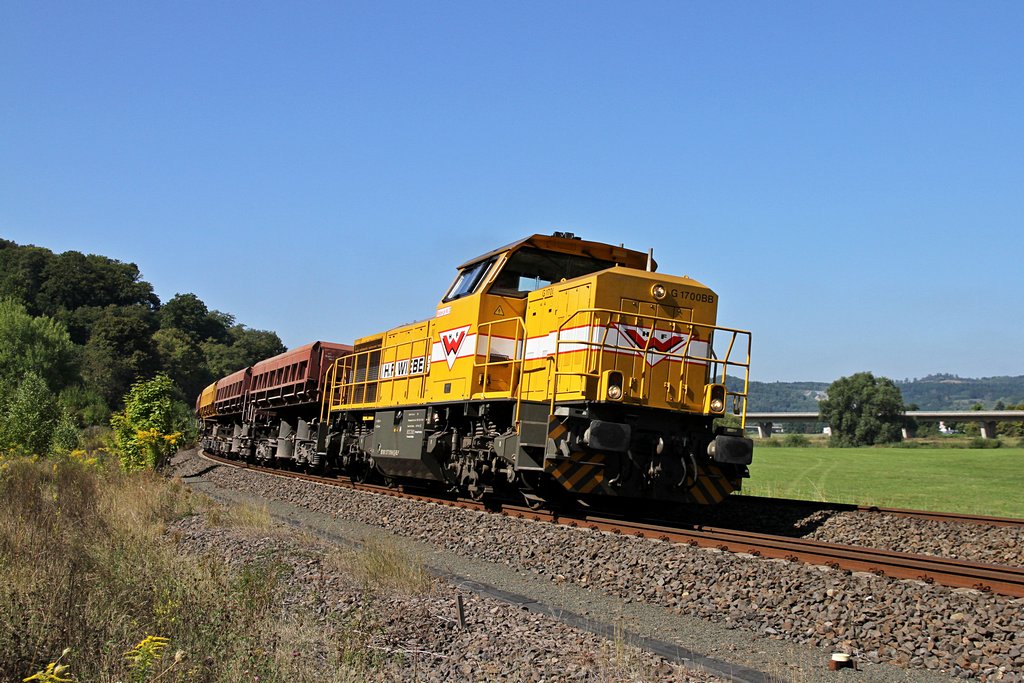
xmin=438 ymin=326 xmax=470 ymax=369
xmin=442 ymin=330 xmax=466 ymax=356
xmin=621 ymin=329 xmax=687 ymax=354
xmin=614 ymin=323 xmax=696 ymax=367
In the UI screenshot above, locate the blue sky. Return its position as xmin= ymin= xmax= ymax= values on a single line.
xmin=2 ymin=1 xmax=1022 ymax=382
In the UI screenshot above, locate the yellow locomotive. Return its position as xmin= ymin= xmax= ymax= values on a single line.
xmin=318 ymin=232 xmax=752 ymax=505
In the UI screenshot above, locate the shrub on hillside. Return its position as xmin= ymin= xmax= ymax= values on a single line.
xmin=110 ymin=374 xmax=184 ymax=471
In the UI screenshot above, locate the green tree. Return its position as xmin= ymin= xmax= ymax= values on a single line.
xmin=819 ymin=372 xmax=905 ymax=446
xmin=0 ymin=372 xmax=60 ymax=456
xmin=158 ymin=293 xmax=229 ymax=342
xmin=230 ymin=326 xmax=286 ymax=363
xmin=81 ymin=305 xmax=159 ymax=408
xmin=0 ymin=242 xmax=53 ymax=314
xmin=153 ymin=327 xmax=210 ymax=400
xmin=110 ymin=374 xmax=185 ymax=471
xmin=58 ymin=384 xmax=111 ymax=429
xmin=201 ymin=325 xmax=286 ymax=378
xmin=37 ymin=250 xmax=159 ymax=316
xmin=0 ymin=298 xmax=79 ymax=399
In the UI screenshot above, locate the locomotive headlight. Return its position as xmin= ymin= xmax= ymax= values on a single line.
xmin=604 ymin=370 xmax=624 ymax=401
xmin=704 ymin=384 xmax=727 ymax=414
xmin=651 ymin=283 xmax=667 ymax=300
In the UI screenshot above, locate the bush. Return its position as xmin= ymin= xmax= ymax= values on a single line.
xmin=893 ymin=440 xmax=928 ymax=449
xmin=49 ymin=409 xmax=81 ymax=455
xmin=110 ymin=374 xmax=184 ymax=471
xmin=59 ymin=384 xmax=112 ymax=427
xmin=782 ymin=434 xmax=811 ymax=447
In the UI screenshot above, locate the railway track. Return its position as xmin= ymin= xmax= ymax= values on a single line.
xmin=196 ymin=451 xmax=1024 ymax=598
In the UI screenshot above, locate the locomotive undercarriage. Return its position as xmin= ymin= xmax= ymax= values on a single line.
xmin=313 ymin=399 xmax=751 ymax=505
xmin=201 ymin=398 xmax=751 ymax=505
xmin=543 ymin=403 xmax=752 ymax=504
xmin=319 ymin=401 xmax=518 ymax=497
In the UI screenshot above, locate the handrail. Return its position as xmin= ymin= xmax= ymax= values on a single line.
xmin=474 ymin=316 xmax=528 ymax=425
xmin=548 ymin=308 xmax=751 ymax=423
xmin=474 ymin=316 xmax=527 ymax=393
xmin=323 ymin=332 xmax=433 ymax=413
xmin=318 ymin=308 xmax=752 ymax=429
xmin=320 ymin=358 xmax=340 ymax=422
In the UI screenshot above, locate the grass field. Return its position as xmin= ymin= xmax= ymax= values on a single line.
xmin=741 ymin=445 xmax=1024 ymax=518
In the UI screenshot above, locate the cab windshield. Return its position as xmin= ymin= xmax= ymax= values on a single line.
xmin=442 ymin=258 xmax=496 ymax=302
xmin=488 ymin=247 xmax=618 ymax=298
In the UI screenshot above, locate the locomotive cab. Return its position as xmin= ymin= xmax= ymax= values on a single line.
xmin=433 ymin=233 xmax=645 ymax=400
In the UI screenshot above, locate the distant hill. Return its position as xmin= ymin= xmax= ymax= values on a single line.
xmin=746 ymin=381 xmax=827 ymax=412
xmin=744 ymin=374 xmax=1024 ymax=412
xmin=897 ymin=374 xmax=1024 ymax=410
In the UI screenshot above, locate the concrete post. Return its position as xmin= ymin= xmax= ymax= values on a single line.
xmin=980 ymin=421 xmax=998 ymax=440
xmin=902 ymin=425 xmax=916 ymax=440
xmin=757 ymin=422 xmax=774 ymax=439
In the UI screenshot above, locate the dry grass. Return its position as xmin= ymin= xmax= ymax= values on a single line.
xmin=325 ymin=538 xmax=434 ymax=596
xmin=203 ymin=498 xmax=273 ymax=529
xmin=0 ymin=456 xmax=197 ymax=680
xmin=0 ymin=455 xmax=385 ymax=682
xmin=2 ymin=454 xmax=738 ymax=682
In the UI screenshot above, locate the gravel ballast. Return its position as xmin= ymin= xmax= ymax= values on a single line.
xmin=170 ymin=450 xmax=1022 ymax=682
xmin=168 ymin=510 xmax=725 ymax=681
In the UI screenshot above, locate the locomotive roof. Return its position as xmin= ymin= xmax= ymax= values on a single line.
xmin=457 ymin=233 xmax=654 ymax=271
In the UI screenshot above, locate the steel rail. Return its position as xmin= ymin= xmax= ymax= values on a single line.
xmin=517 ymin=509 xmax=1024 ymax=597
xmin=731 ymin=495 xmax=1024 ymax=528
xmin=194 ymin=451 xmax=1024 ymax=598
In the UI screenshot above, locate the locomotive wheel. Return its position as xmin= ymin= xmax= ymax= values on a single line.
xmin=518 ymin=473 xmax=565 ymax=510
xmin=351 ymin=464 xmax=371 ymax=484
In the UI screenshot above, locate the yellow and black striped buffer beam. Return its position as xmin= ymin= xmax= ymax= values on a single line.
xmin=547 ymin=417 xmax=568 ymax=445
xmin=547 ymin=450 xmax=606 ymax=494
xmin=687 ymin=463 xmax=738 ymax=505
xmin=545 ymin=417 xmax=607 ymax=494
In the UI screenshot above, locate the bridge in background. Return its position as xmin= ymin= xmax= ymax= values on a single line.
xmin=745 ymin=411 xmax=1024 ymax=440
